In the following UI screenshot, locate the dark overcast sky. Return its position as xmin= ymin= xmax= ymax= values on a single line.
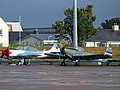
xmin=0 ymin=0 xmax=120 ymax=28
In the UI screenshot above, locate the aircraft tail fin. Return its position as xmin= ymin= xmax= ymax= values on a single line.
xmin=56 ymin=43 xmax=67 ymax=55
xmin=48 ymin=43 xmax=60 ymax=52
xmin=104 ymin=48 xmax=112 ymax=58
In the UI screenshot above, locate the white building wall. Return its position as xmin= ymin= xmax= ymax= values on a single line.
xmin=112 ymin=25 xmax=119 ymax=31
xmin=107 ymin=41 xmax=120 ymax=47
xmin=94 ymin=42 xmax=99 ymax=47
xmin=86 ymin=42 xmax=94 ymax=47
xmin=0 ymin=17 xmax=9 ymax=47
xmin=86 ymin=42 xmax=99 ymax=47
xmin=86 ymin=41 xmax=120 ymax=47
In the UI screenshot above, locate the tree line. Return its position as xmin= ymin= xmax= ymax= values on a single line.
xmin=52 ymin=5 xmax=120 ymax=46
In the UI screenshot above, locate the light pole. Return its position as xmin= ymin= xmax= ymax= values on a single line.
xmin=48 ymin=36 xmax=52 ymax=44
xmin=73 ymin=0 xmax=78 ymax=47
xmin=48 ymin=36 xmax=52 ymax=41
xmin=19 ymin=15 xmax=21 ymax=45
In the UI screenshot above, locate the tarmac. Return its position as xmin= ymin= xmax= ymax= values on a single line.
xmin=0 ymin=63 xmax=120 ymax=90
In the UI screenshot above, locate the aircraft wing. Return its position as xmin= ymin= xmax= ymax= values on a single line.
xmin=72 ymin=54 xmax=112 ymax=60
xmin=44 ymin=52 xmax=64 ymax=57
xmin=45 ymin=51 xmax=112 ymax=61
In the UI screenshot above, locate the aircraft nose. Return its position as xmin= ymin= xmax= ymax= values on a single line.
xmin=2 ymin=48 xmax=12 ymax=57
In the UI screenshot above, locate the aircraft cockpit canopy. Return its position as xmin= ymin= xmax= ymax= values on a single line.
xmin=65 ymin=46 xmax=85 ymax=55
xmin=74 ymin=46 xmax=85 ymax=52
xmin=16 ymin=46 xmax=38 ymax=51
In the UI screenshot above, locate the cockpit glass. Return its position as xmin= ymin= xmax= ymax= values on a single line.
xmin=65 ymin=46 xmax=85 ymax=55
xmin=74 ymin=46 xmax=85 ymax=52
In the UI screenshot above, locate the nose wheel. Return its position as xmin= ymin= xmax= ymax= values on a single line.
xmin=74 ymin=59 xmax=80 ymax=66
xmin=60 ymin=58 xmax=67 ymax=66
xmin=74 ymin=62 xmax=80 ymax=66
xmin=60 ymin=62 xmax=66 ymax=66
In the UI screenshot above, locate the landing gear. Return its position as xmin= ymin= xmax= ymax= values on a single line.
xmin=60 ymin=62 xmax=66 ymax=66
xmin=74 ymin=62 xmax=80 ymax=66
xmin=60 ymin=58 xmax=67 ymax=66
xmin=73 ymin=59 xmax=80 ymax=66
xmin=106 ymin=61 xmax=110 ymax=66
xmin=27 ymin=59 xmax=31 ymax=66
xmin=16 ymin=58 xmax=31 ymax=66
xmin=8 ymin=57 xmax=13 ymax=65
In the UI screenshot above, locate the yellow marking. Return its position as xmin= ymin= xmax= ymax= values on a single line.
xmin=107 ymin=80 xmax=113 ymax=82
xmin=80 ymin=81 xmax=86 ymax=83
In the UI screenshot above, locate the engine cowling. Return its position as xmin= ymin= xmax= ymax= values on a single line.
xmin=2 ymin=48 xmax=12 ymax=57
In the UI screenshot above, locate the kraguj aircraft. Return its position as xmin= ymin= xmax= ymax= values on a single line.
xmin=45 ymin=43 xmax=113 ymax=66
xmin=0 ymin=43 xmax=60 ymax=65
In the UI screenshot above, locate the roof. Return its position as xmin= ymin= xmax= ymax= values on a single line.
xmin=23 ymin=27 xmax=56 ymax=34
xmin=85 ymin=29 xmax=120 ymax=42
xmin=6 ymin=21 xmax=23 ymax=32
xmin=22 ymin=34 xmax=57 ymax=41
xmin=9 ymin=27 xmax=56 ymax=42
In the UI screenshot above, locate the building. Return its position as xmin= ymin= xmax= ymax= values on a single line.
xmin=10 ymin=27 xmax=72 ymax=46
xmin=21 ymin=34 xmax=71 ymax=46
xmin=23 ymin=27 xmax=56 ymax=34
xmin=0 ymin=17 xmax=23 ymax=47
xmin=6 ymin=17 xmax=119 ymax=47
xmin=85 ymin=25 xmax=120 ymax=47
xmin=0 ymin=17 xmax=9 ymax=47
xmin=6 ymin=21 xmax=23 ymax=46
xmin=21 ymin=34 xmax=43 ymax=46
xmin=9 ymin=27 xmax=56 ymax=42
xmin=21 ymin=34 xmax=58 ymax=46
xmin=7 ymin=21 xmax=23 ymax=32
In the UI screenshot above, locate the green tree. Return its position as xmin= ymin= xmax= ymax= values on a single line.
xmin=101 ymin=17 xmax=120 ymax=29
xmin=52 ymin=5 xmax=98 ymax=46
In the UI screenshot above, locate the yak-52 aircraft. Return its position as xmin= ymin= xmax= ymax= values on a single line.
xmin=0 ymin=43 xmax=60 ymax=65
xmin=45 ymin=43 xmax=113 ymax=66
xmin=0 ymin=43 xmax=114 ymax=66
